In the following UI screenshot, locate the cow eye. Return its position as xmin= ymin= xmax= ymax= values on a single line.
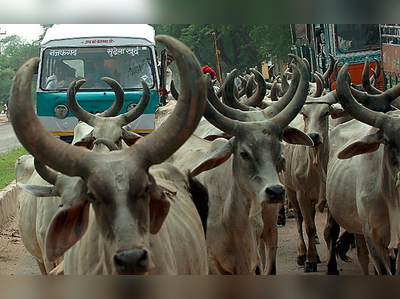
xmin=240 ymin=151 xmax=251 ymax=160
xmin=144 ymin=185 xmax=150 ymax=194
xmin=87 ymin=192 xmax=96 ymax=203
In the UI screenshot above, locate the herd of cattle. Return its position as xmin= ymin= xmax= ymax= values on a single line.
xmin=7 ymin=35 xmax=400 ymax=275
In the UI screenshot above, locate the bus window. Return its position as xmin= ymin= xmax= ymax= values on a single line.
xmin=41 ymin=46 xmax=155 ymax=91
xmin=336 ymin=24 xmax=380 ymax=53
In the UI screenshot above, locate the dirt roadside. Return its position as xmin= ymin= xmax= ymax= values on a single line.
xmin=0 ymin=209 xmax=368 ymax=275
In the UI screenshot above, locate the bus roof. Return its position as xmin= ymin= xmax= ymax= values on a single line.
xmin=41 ymin=24 xmax=155 ymax=45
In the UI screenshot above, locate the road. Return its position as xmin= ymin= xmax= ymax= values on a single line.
xmin=0 ymin=208 xmax=369 ymax=275
xmin=0 ymin=115 xmax=20 ymax=155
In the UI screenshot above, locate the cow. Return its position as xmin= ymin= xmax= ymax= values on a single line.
xmin=10 ymin=35 xmax=209 ymax=275
xmin=166 ymin=54 xmax=313 ymax=275
xmin=326 ymin=63 xmax=400 ymax=274
xmin=16 ymin=78 xmax=150 ymax=274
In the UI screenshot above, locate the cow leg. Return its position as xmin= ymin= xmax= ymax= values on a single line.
xmin=298 ymin=193 xmax=318 ymax=273
xmin=261 ymin=206 xmax=279 ymax=275
xmin=325 ymin=211 xmax=340 ymax=275
xmin=354 ymin=234 xmax=370 ymax=275
xmin=363 ymin=225 xmax=391 ymax=275
xmin=288 ymin=188 xmax=306 ymax=266
xmin=35 ymin=258 xmax=48 ymax=275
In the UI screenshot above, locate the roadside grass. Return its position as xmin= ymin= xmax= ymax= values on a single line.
xmin=0 ymin=146 xmax=28 ymax=189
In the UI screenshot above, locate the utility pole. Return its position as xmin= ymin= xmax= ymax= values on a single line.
xmin=0 ymin=27 xmax=6 ymax=55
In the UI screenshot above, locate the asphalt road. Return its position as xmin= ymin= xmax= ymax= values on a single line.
xmin=0 ymin=115 xmax=21 ymax=155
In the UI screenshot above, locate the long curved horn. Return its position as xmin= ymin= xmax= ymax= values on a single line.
xmin=269 ymin=54 xmax=309 ymax=131
xmin=222 ymin=71 xmax=252 ymax=111
xmin=262 ymin=64 xmax=301 ymax=118
xmin=205 ymin=74 xmax=252 ymax=122
xmin=245 ymin=74 xmax=256 ymax=98
xmin=9 ymin=58 xmax=93 ymax=178
xmin=67 ymin=78 xmax=125 ymax=125
xmin=336 ymin=63 xmax=383 ymax=128
xmin=117 ymin=80 xmax=150 ymax=125
xmin=99 ymin=77 xmax=125 ymax=117
xmin=66 ymin=79 xmax=95 ymax=124
xmin=310 ymin=72 xmax=324 ymax=97
xmin=238 ymin=76 xmax=247 ymax=98
xmin=281 ymin=72 xmax=290 ymax=94
xmin=132 ymin=35 xmax=206 ymax=166
xmin=216 ymin=69 xmax=237 ymax=99
xmin=270 ymin=81 xmax=279 ymax=102
xmin=372 ymin=58 xmax=381 ymax=81
xmin=370 ymin=69 xmax=378 ymax=87
xmin=323 ymin=54 xmax=336 ymax=87
xmin=362 ymin=58 xmax=382 ymax=95
xmin=243 ymin=68 xmax=267 ymax=107
xmin=34 ymin=158 xmax=58 ymax=185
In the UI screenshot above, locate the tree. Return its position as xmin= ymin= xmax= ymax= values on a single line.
xmin=153 ymin=24 xmax=292 ymax=77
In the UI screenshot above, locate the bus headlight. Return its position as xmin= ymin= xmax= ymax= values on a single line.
xmin=54 ymin=104 xmax=69 ymax=119
xmin=127 ymin=103 xmax=138 ymax=112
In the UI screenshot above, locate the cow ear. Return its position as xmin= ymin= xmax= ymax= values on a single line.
xmin=122 ymin=129 xmax=143 ymax=146
xmin=282 ymin=126 xmax=314 ymax=146
xmin=190 ymin=138 xmax=235 ymax=177
xmin=45 ymin=195 xmax=90 ymax=262
xmin=17 ymin=182 xmax=60 ymax=197
xmin=338 ymin=132 xmax=383 ymax=159
xmin=72 ymin=133 xmax=94 ymax=149
xmin=149 ymin=182 xmax=171 ymax=234
xmin=329 ymin=103 xmax=348 ymax=119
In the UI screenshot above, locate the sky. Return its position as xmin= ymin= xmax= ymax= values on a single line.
xmin=0 ymin=24 xmax=43 ymax=42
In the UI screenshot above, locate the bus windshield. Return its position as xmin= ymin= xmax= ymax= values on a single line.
xmin=335 ymin=24 xmax=380 ymax=53
xmin=41 ymin=46 xmax=155 ymax=91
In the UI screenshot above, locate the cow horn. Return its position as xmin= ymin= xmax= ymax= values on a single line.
xmin=238 ymin=76 xmax=247 ymax=98
xmin=118 ymin=80 xmax=150 ymax=125
xmin=9 ymin=58 xmax=92 ymax=178
xmin=362 ymin=58 xmax=382 ymax=95
xmin=34 ymin=158 xmax=58 ymax=185
xmin=243 ymin=68 xmax=267 ymax=107
xmin=310 ymin=72 xmax=324 ymax=97
xmin=269 ymin=54 xmax=309 ymax=131
xmin=262 ymin=64 xmax=301 ymax=118
xmin=133 ymin=35 xmax=206 ymax=166
xmin=281 ymin=72 xmax=290 ymax=94
xmin=336 ymin=63 xmax=384 ymax=128
xmin=205 ymin=74 xmax=251 ymax=122
xmin=245 ymin=74 xmax=256 ymax=99
xmin=322 ymin=54 xmax=336 ymax=87
xmin=270 ymin=81 xmax=279 ymax=102
xmin=222 ymin=70 xmax=252 ymax=111
xmin=67 ymin=78 xmax=125 ymax=125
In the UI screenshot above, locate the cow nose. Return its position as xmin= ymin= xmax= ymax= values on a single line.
xmin=308 ymin=133 xmax=322 ymax=146
xmin=265 ymin=185 xmax=286 ymax=203
xmin=114 ymin=249 xmax=150 ymax=274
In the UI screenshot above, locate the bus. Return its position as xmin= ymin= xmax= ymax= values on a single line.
xmin=290 ymin=24 xmax=382 ymax=90
xmin=38 ymin=24 xmax=161 ymax=142
xmin=380 ymin=24 xmax=400 ymax=90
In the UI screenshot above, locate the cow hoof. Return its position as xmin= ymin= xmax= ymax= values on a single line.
xmin=316 ymin=255 xmax=321 ymax=263
xmin=304 ymin=262 xmax=317 ymax=273
xmin=297 ymin=256 xmax=306 ymax=266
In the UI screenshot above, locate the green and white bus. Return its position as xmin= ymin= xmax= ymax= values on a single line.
xmin=38 ymin=24 xmax=160 ymax=142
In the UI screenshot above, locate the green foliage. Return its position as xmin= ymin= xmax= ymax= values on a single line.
xmin=0 ymin=146 xmax=28 ymax=189
xmin=0 ymin=26 xmax=47 ymax=103
xmin=153 ymin=24 xmax=292 ymax=76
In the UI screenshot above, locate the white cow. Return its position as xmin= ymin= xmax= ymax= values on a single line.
xmin=11 ymin=35 xmax=209 ymax=275
xmin=166 ymin=54 xmax=312 ymax=275
xmin=327 ymin=63 xmax=400 ymax=274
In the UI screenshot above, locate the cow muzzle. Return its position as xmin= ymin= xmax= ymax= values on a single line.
xmin=265 ymin=185 xmax=286 ymax=203
xmin=114 ymin=249 xmax=152 ymax=275
xmin=308 ymin=133 xmax=322 ymax=147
